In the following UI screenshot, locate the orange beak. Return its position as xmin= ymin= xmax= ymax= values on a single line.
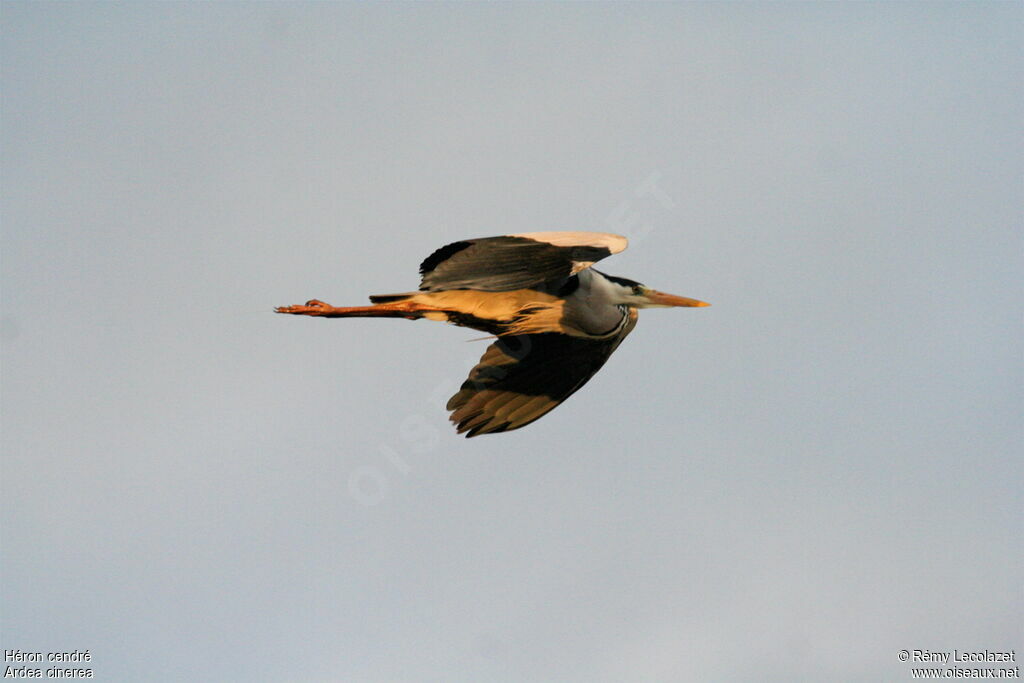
xmin=644 ymin=290 xmax=710 ymax=308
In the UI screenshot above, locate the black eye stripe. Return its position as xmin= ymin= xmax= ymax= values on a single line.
xmin=598 ymin=271 xmax=642 ymax=289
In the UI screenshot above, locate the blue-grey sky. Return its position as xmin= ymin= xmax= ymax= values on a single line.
xmin=2 ymin=3 xmax=1021 ymax=681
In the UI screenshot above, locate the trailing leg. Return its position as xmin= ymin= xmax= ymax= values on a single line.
xmin=274 ymin=299 xmax=431 ymax=320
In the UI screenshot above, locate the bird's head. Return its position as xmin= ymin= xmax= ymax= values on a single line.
xmin=602 ymin=273 xmax=710 ymax=309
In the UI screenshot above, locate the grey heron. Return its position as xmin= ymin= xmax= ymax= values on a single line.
xmin=276 ymin=232 xmax=708 ymax=437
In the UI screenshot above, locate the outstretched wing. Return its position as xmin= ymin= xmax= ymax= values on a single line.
xmin=420 ymin=232 xmax=627 ymax=292
xmin=446 ymin=314 xmax=637 ymax=437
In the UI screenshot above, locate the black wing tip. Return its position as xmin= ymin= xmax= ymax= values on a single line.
xmin=449 ymin=406 xmax=513 ymax=438
xmin=460 ymin=420 xmax=512 ymax=438
xmin=419 ymin=240 xmax=473 ymax=276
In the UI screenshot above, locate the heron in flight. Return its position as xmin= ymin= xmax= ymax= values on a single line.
xmin=276 ymin=232 xmax=708 ymax=437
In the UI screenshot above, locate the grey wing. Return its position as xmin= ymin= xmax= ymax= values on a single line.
xmin=420 ymin=231 xmax=627 ymax=292
xmin=446 ymin=315 xmax=636 ymax=437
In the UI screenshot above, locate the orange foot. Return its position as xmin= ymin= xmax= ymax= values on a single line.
xmin=275 ymin=299 xmax=335 ymax=315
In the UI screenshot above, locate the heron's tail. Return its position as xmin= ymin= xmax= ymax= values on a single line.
xmin=368 ymin=292 xmax=415 ymax=304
